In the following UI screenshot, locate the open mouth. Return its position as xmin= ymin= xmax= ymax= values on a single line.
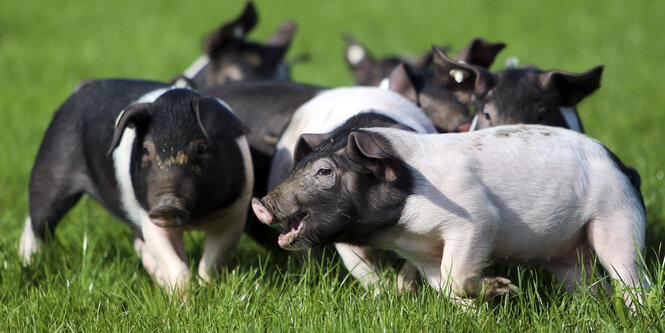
xmin=277 ymin=212 xmax=308 ymax=249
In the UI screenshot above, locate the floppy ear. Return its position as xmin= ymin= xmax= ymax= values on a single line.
xmin=432 ymin=45 xmax=494 ymax=104
xmin=454 ymin=38 xmax=506 ymax=69
xmin=345 ymin=131 xmax=399 ymax=182
xmin=204 ymin=2 xmax=258 ymax=57
xmin=294 ymin=133 xmax=329 ymax=164
xmin=108 ymin=103 xmax=151 ymax=156
xmin=192 ymin=97 xmax=245 ymax=141
xmin=538 ymin=65 xmax=604 ymax=106
xmin=388 ymin=63 xmax=424 ymax=106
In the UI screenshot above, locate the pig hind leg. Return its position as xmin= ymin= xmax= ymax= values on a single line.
xmin=20 ymin=165 xmax=85 ymax=263
xmin=586 ymin=210 xmax=647 ymax=308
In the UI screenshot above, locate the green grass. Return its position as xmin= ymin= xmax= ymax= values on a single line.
xmin=1 ymin=0 xmax=664 ymax=330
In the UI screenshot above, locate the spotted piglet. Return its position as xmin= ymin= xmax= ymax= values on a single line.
xmin=253 ymin=125 xmax=647 ymax=309
xmin=19 ymin=79 xmax=253 ymax=295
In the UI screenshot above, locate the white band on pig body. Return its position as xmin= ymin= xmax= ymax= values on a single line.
xmin=449 ymin=69 xmax=468 ymax=83
xmin=183 ymin=55 xmax=210 ymax=79
xmin=559 ymin=107 xmax=582 ymax=133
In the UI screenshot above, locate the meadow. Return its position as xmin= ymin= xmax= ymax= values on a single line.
xmin=1 ymin=0 xmax=664 ymax=330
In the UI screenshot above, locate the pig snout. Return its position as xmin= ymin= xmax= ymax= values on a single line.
xmin=251 ymin=198 xmax=274 ymax=225
xmin=148 ymin=197 xmax=191 ymax=227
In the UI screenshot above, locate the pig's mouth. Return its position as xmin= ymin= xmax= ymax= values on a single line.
xmin=277 ymin=211 xmax=309 ymax=249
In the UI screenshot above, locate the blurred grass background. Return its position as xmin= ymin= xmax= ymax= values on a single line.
xmin=1 ymin=0 xmax=663 ymax=330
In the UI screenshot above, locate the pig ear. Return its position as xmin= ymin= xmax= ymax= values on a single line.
xmin=454 ymin=38 xmax=506 ymax=69
xmin=432 ymin=45 xmax=495 ymax=104
xmin=538 ymin=65 xmax=604 ymax=106
xmin=294 ymin=133 xmax=330 ymax=164
xmin=192 ymin=97 xmax=245 ymax=141
xmin=345 ymin=131 xmax=399 ymax=182
xmin=410 ymin=49 xmax=435 ymax=68
xmin=204 ymin=2 xmax=258 ymax=57
xmin=344 ymin=34 xmax=375 ymax=69
xmin=107 ymin=103 xmax=151 ymax=156
xmin=388 ymin=63 xmax=424 ymax=106
xmin=266 ymin=21 xmax=296 ymax=49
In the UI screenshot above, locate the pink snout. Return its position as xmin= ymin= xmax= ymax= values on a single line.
xmin=251 ymin=198 xmax=274 ymax=225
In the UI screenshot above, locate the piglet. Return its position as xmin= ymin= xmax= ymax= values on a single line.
xmin=253 ymin=124 xmax=646 ymax=308
xmin=19 ymin=79 xmax=253 ymax=294
xmin=175 ymin=2 xmax=296 ymax=89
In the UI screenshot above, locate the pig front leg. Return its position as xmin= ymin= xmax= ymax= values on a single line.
xmin=335 ymin=243 xmax=386 ymax=290
xmin=197 ymin=213 xmax=245 ymax=284
xmin=437 ymin=221 xmax=514 ymax=299
xmin=140 ymin=219 xmax=190 ymax=296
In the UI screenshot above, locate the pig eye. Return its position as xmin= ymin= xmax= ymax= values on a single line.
xmin=316 ymin=168 xmax=332 ymax=176
xmin=142 ymin=145 xmax=149 ymax=156
xmin=483 ymin=112 xmax=491 ymax=120
xmin=196 ymin=143 xmax=209 ymax=154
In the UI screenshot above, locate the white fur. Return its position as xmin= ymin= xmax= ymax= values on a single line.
xmin=183 ymin=55 xmax=210 ymax=79
xmin=19 ymin=217 xmax=41 ymax=264
xmin=363 ymin=125 xmax=647 ymax=304
xmin=560 ymin=107 xmax=582 ymax=133
xmin=347 ymin=44 xmax=366 ymax=66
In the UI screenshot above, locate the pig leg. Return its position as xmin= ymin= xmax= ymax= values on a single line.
xmin=396 ymin=260 xmax=420 ymax=296
xmin=586 ymin=214 xmax=647 ymax=309
xmin=438 ymin=225 xmax=509 ymax=299
xmin=141 ymin=220 xmax=190 ymax=295
xmin=545 ymin=263 xmax=610 ymax=296
xmin=197 ymin=216 xmax=245 ymax=284
xmin=20 ymin=177 xmax=84 ymax=263
xmin=335 ymin=243 xmax=386 ymax=289
xmin=133 ymin=237 xmax=164 ymax=283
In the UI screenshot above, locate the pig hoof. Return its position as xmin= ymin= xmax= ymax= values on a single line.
xmin=481 ymin=276 xmax=519 ymax=298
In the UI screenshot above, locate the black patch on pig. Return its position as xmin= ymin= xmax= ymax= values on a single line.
xmin=602 ymin=146 xmax=645 ymax=212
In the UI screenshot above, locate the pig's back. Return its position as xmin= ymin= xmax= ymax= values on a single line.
xmin=374 ymin=125 xmax=637 ymax=251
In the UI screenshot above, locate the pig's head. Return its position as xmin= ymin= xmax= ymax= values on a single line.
xmin=193 ymin=2 xmax=295 ymax=87
xmin=432 ymin=46 xmax=603 ymax=130
xmin=252 ymin=127 xmax=412 ymax=250
xmin=386 ymin=63 xmax=471 ymax=132
xmin=109 ymin=89 xmax=246 ymax=228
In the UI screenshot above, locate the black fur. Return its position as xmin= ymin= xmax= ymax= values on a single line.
xmin=602 ymin=146 xmax=645 ymax=212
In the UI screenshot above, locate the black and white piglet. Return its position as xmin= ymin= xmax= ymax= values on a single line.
xmin=253 ymin=125 xmax=646 ymax=307
xmin=176 ymin=2 xmax=296 ymax=89
xmin=19 ymin=79 xmax=253 ymax=294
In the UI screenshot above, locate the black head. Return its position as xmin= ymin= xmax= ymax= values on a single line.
xmin=432 ymin=46 xmax=603 ymax=130
xmin=191 ymin=2 xmax=295 ymax=87
xmin=109 ymin=89 xmax=246 ymax=228
xmin=256 ymin=123 xmax=413 ymax=250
